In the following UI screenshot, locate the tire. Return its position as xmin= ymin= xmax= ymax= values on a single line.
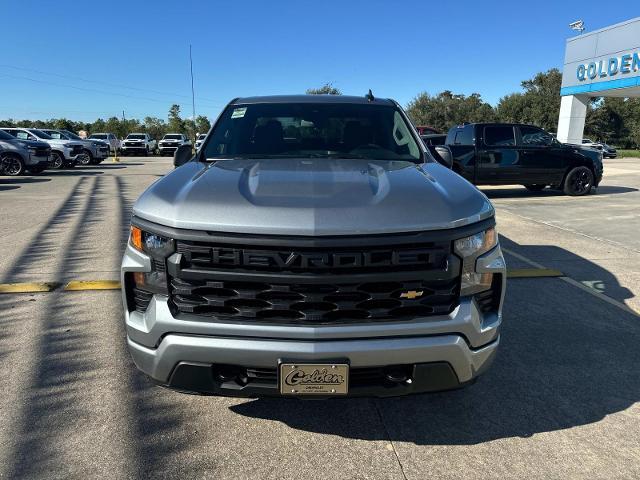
xmin=563 ymin=166 xmax=594 ymax=196
xmin=1 ymin=153 xmax=25 ymax=176
xmin=78 ymin=150 xmax=93 ymax=165
xmin=50 ymin=152 xmax=65 ymax=169
xmin=144 ymin=147 xmax=149 ymax=157
xmin=524 ymin=184 xmax=547 ymax=192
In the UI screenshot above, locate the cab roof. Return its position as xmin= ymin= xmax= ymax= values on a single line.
xmin=231 ymin=95 xmax=396 ymax=106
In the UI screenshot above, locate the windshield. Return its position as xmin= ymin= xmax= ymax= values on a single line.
xmin=202 ymin=103 xmax=422 ymax=162
xmin=127 ymin=134 xmax=146 ymax=139
xmin=0 ymin=130 xmax=14 ymax=140
xmin=90 ymin=134 xmax=108 ymax=139
xmin=163 ymin=134 xmax=183 ymax=140
xmin=62 ymin=130 xmax=83 ymax=140
xmin=197 ymin=134 xmax=206 ymax=140
xmin=29 ymin=129 xmax=52 ymax=139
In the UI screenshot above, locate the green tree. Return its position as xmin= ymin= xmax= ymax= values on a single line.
xmin=195 ymin=115 xmax=211 ymax=134
xmin=306 ymin=83 xmax=342 ymax=95
xmin=143 ymin=116 xmax=167 ymax=140
xmin=496 ymin=69 xmax=562 ymax=131
xmin=406 ymin=91 xmax=495 ymax=132
xmin=167 ymin=104 xmax=185 ymax=133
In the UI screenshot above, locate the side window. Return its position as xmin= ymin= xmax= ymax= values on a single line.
xmin=3 ymin=129 xmax=18 ymax=138
xmin=520 ymin=126 xmax=553 ymax=146
xmin=16 ymin=131 xmax=29 ymax=140
xmin=484 ymin=126 xmax=515 ymax=147
xmin=454 ymin=128 xmax=471 ymax=145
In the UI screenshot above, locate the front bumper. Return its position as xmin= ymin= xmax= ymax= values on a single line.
xmin=26 ymin=154 xmax=50 ymax=167
xmin=121 ymin=242 xmax=506 ymax=397
xmin=158 ymin=144 xmax=179 ymax=154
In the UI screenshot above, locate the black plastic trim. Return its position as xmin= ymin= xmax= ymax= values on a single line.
xmin=166 ymin=361 xmax=466 ymax=398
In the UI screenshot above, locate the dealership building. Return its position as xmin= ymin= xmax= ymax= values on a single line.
xmin=558 ymin=16 xmax=640 ymax=144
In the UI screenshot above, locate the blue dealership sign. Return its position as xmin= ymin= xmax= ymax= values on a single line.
xmin=577 ymin=52 xmax=640 ymax=81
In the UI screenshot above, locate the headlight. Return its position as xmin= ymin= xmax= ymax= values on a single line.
xmin=129 ymin=226 xmax=175 ymax=294
xmin=130 ymin=226 xmax=174 ymax=257
xmin=454 ymin=227 xmax=497 ymax=296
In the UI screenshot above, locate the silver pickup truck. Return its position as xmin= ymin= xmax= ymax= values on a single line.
xmin=121 ymin=94 xmax=506 ymax=398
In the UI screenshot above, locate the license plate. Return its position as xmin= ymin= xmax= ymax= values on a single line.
xmin=279 ymin=363 xmax=349 ymax=395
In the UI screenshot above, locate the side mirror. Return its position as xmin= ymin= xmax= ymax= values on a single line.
xmin=174 ymin=144 xmax=194 ymax=168
xmin=431 ymin=146 xmax=453 ymax=169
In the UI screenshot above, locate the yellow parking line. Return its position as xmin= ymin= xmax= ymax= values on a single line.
xmin=64 ymin=280 xmax=121 ymax=291
xmin=0 ymin=282 xmax=60 ymax=294
xmin=507 ymin=268 xmax=564 ymax=278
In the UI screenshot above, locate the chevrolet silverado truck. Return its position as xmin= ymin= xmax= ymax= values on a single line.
xmin=158 ymin=133 xmax=190 ymax=155
xmin=1 ymin=127 xmax=82 ymax=168
xmin=122 ymin=133 xmax=157 ymax=156
xmin=41 ymin=128 xmax=109 ymax=165
xmin=0 ymin=129 xmax=50 ymax=175
xmin=446 ymin=123 xmax=603 ymax=195
xmin=121 ymin=95 xmax=506 ymax=398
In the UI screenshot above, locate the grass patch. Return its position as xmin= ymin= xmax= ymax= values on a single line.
xmin=617 ymin=149 xmax=640 ymax=158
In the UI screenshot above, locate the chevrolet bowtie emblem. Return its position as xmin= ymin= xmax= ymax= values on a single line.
xmin=400 ymin=290 xmax=424 ymax=299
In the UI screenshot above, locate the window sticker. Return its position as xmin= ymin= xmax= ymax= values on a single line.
xmin=231 ymin=107 xmax=247 ymax=119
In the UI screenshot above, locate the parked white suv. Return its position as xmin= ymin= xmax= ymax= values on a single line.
xmin=88 ymin=133 xmax=121 ymax=153
xmin=158 ymin=133 xmax=190 ymax=155
xmin=122 ymin=133 xmax=157 ymax=156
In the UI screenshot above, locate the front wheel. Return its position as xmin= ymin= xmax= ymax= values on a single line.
xmin=524 ymin=184 xmax=547 ymax=192
xmin=50 ymin=152 xmax=65 ymax=169
xmin=563 ymin=166 xmax=594 ymax=196
xmin=78 ymin=150 xmax=93 ymax=165
xmin=1 ymin=154 xmax=25 ymax=176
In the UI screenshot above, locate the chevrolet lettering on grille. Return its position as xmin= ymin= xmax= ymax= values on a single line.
xmin=204 ymin=248 xmax=433 ymax=269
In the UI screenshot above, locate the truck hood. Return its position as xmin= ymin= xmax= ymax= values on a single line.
xmin=133 ymin=158 xmax=494 ymax=236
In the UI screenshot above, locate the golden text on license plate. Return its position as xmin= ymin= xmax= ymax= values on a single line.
xmin=279 ymin=363 xmax=349 ymax=395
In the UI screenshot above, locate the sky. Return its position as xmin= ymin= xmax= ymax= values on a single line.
xmin=0 ymin=0 xmax=637 ymax=122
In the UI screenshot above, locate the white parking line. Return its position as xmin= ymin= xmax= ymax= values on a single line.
xmin=502 ymin=247 xmax=639 ymax=317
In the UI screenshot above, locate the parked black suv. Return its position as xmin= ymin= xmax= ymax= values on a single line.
xmin=446 ymin=123 xmax=603 ymax=195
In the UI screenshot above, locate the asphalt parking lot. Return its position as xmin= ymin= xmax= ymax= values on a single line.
xmin=0 ymin=157 xmax=639 ymax=479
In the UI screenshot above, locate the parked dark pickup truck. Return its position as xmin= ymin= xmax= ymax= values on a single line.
xmin=446 ymin=123 xmax=603 ymax=195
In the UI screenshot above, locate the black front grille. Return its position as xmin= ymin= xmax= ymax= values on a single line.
xmin=170 ymin=277 xmax=458 ymax=323
xmin=34 ymin=147 xmax=50 ymax=156
xmin=168 ymin=235 xmax=460 ymax=324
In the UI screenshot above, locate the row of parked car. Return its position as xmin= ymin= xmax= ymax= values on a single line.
xmin=0 ymin=127 xmax=111 ymax=175
xmin=0 ymin=127 xmax=203 ymax=175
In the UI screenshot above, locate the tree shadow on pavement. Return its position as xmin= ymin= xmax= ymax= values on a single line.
xmin=0 ymin=177 xmax=51 ymax=184
xmin=230 ymin=235 xmax=640 ymax=445
xmin=482 ymin=185 xmax=637 ymax=199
